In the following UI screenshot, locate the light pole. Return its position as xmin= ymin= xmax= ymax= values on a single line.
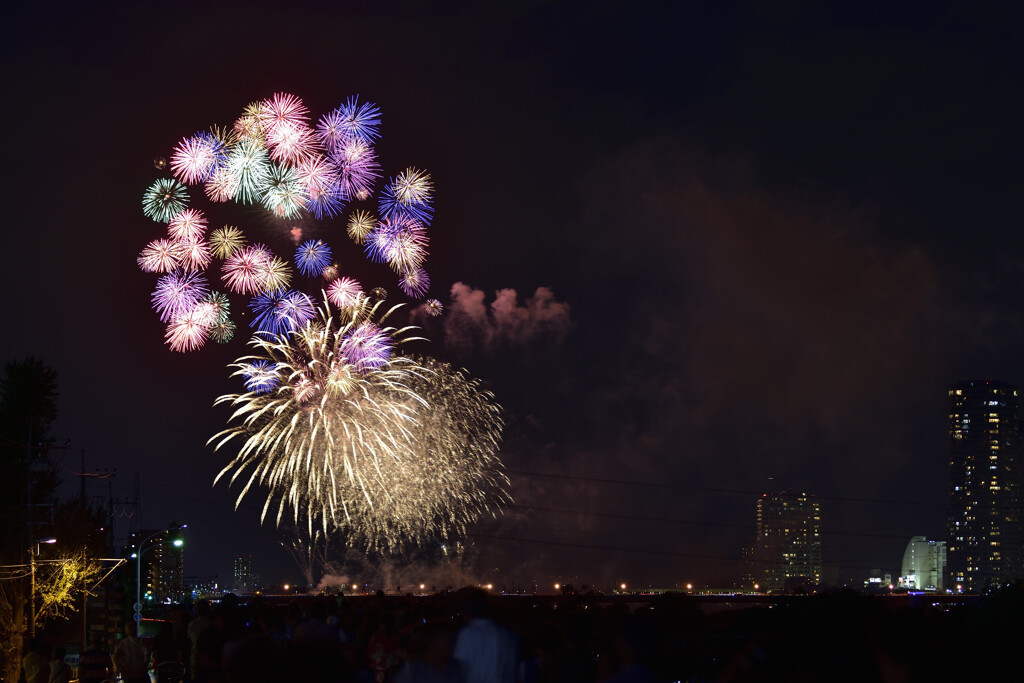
xmin=133 ymin=524 xmax=185 ymax=625
xmin=27 ymin=537 xmax=56 ymax=638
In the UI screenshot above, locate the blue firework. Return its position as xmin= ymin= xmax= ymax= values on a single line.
xmin=240 ymin=359 xmax=280 ymax=394
xmin=250 ymin=290 xmax=316 ymax=337
xmin=317 ymin=96 xmax=382 ymax=150
xmin=294 ymin=239 xmax=333 ymax=277
xmin=378 ymin=168 xmax=433 ymax=225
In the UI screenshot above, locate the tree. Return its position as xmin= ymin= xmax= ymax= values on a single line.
xmin=0 ymin=357 xmax=60 ymax=683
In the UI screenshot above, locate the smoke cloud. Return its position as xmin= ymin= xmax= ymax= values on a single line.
xmin=436 ymin=282 xmax=573 ymax=356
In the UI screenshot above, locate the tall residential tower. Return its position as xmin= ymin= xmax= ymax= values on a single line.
xmin=752 ymin=491 xmax=822 ymax=592
xmin=948 ymin=380 xmax=1023 ymax=591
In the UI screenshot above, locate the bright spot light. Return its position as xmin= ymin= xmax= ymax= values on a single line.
xmin=620 ymin=583 xmax=626 ymax=590
xmin=485 ymin=584 xmax=493 ymax=590
xmin=419 ymin=584 xmax=425 ymax=590
xmin=283 ymin=584 xmax=290 ymax=591
xmin=352 ymin=584 xmax=358 ymax=590
xmin=554 ymin=583 xmax=560 ymax=590
xmin=172 ymin=539 xmax=183 ymax=547
xmin=686 ymin=583 xmax=693 ymax=590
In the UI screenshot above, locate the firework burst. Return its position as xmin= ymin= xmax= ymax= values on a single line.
xmin=295 ymin=239 xmax=332 ymax=277
xmin=209 ymin=226 xmax=246 ymax=259
xmin=250 ymin=289 xmax=315 ymax=337
xmin=138 ymin=238 xmax=185 ymax=274
xmin=379 ymin=168 xmax=433 ymax=224
xmin=222 ymin=245 xmax=271 ymax=295
xmin=142 ymin=178 xmax=189 ymax=222
xmin=226 ymin=139 xmax=271 ymax=204
xmin=152 ymin=270 xmax=209 ymax=323
xmin=211 ymin=301 xmax=506 ymax=550
xmin=398 ymin=267 xmax=430 ymax=299
xmin=167 ymin=208 xmax=208 ymax=242
xmin=262 ymin=164 xmax=306 ymax=218
xmin=170 ymin=131 xmax=228 ymax=185
xmin=326 ymin=277 xmax=364 ymax=309
xmin=166 ymin=308 xmax=210 ymax=352
xmin=346 ymin=210 xmax=376 ymax=244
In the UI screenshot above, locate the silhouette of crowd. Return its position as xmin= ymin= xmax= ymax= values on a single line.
xmin=22 ymin=584 xmax=1024 ymax=682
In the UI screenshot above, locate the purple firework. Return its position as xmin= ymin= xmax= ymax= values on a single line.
xmin=152 ymin=270 xmax=209 ymax=323
xmin=398 ymin=267 xmax=430 ymax=299
xmin=341 ymin=322 xmax=392 ymax=373
xmin=331 ymin=140 xmax=381 ymax=201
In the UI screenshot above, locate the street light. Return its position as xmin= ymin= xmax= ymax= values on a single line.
xmin=134 ymin=524 xmax=186 ymax=624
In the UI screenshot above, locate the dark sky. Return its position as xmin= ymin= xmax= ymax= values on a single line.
xmin=2 ymin=0 xmax=1023 ymax=589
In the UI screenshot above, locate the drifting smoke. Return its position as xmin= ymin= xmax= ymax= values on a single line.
xmin=427 ymin=282 xmax=573 ymax=356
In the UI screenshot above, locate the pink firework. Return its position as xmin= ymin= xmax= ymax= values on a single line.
xmin=266 ymin=120 xmax=318 ymax=166
xmin=222 ymin=244 xmax=272 ymax=295
xmin=167 ymin=208 xmax=207 ymax=242
xmin=177 ymin=237 xmax=212 ymax=272
xmin=169 ymin=132 xmax=225 ymax=185
xmin=204 ymin=166 xmax=240 ymax=202
xmin=138 ymin=238 xmax=184 ymax=273
xmin=260 ymin=93 xmax=309 ymax=131
xmin=327 ymin=277 xmax=364 ymax=308
xmin=165 ymin=308 xmax=209 ymax=352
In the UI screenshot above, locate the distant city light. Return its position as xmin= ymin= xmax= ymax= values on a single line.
xmin=283 ymin=584 xmax=290 ymax=591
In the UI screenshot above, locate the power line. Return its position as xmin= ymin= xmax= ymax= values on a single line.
xmin=506 ymin=469 xmax=947 ymax=507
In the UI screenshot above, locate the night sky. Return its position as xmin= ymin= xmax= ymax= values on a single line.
xmin=3 ymin=1 xmax=1023 ymax=589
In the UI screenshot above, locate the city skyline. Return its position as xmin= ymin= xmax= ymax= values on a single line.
xmin=3 ymin=2 xmax=1024 ymax=588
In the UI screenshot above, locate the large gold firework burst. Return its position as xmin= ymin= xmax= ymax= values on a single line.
xmin=211 ymin=299 xmax=508 ymax=552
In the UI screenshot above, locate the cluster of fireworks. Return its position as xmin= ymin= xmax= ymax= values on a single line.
xmin=139 ymin=93 xmax=442 ymax=353
xmin=138 ymin=94 xmax=507 ymax=553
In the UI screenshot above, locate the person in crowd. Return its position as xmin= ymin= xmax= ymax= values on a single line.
xmin=113 ymin=622 xmax=150 ymax=683
xmin=22 ymin=639 xmax=49 ymax=683
xmin=393 ymin=621 xmax=466 ymax=683
xmin=78 ymin=632 xmax=113 ymax=683
xmin=452 ymin=587 xmax=517 ymax=683
xmin=47 ymin=645 xmax=72 ymax=683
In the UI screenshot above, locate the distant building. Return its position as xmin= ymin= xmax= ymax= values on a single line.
xmin=898 ymin=536 xmax=946 ymax=591
xmin=185 ymin=575 xmax=221 ymax=598
xmin=130 ymin=524 xmax=184 ymax=604
xmin=751 ymin=491 xmax=822 ymax=592
xmin=948 ymin=380 xmax=1024 ymax=592
xmin=234 ymin=554 xmax=257 ymax=592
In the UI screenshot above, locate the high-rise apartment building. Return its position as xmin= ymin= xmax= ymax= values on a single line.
xmin=130 ymin=525 xmax=185 ymax=604
xmin=752 ymin=491 xmax=822 ymax=592
xmin=948 ymin=380 xmax=1023 ymax=592
xmin=234 ymin=554 xmax=257 ymax=593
